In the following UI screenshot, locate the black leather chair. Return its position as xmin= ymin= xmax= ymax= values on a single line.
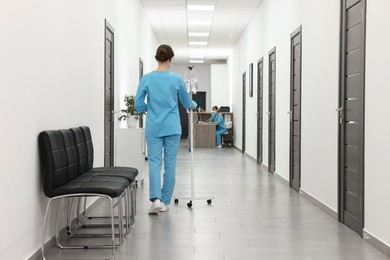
xmin=75 ymin=126 xmax=138 ymax=224
xmin=39 ymin=130 xmax=129 ymax=260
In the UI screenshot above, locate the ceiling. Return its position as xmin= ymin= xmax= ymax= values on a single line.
xmin=140 ymin=0 xmax=264 ymax=64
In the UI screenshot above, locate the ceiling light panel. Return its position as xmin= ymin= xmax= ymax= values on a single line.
xmin=189 ymin=60 xmax=205 ymax=64
xmin=188 ymin=41 xmax=208 ymax=46
xmin=187 ymin=5 xmax=215 ymax=11
xmin=188 ymin=32 xmax=210 ymax=37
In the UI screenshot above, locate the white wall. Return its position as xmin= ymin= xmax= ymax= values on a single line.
xmin=115 ymin=0 xmax=159 ymax=128
xmin=364 ymin=0 xmax=390 ymax=247
xmin=0 ymin=0 xmax=157 ymax=259
xmin=230 ymin=0 xmax=340 ymax=213
xmin=171 ymin=64 xmax=212 ymax=111
xmin=211 ymin=64 xmax=230 ymax=108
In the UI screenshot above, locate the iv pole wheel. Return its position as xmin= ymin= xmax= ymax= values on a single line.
xmin=187 ymin=201 xmax=193 ymax=208
xmin=207 ymin=199 xmax=212 ymax=205
xmin=174 ymin=199 xmax=179 ymax=205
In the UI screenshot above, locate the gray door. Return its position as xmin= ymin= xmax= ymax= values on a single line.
xmin=268 ymin=47 xmax=276 ymax=173
xmin=290 ymin=26 xmax=302 ymax=191
xmin=338 ymin=0 xmax=366 ymax=236
xmin=257 ymin=58 xmax=264 ymax=165
xmin=104 ymin=20 xmax=115 ymax=167
xmin=242 ymin=72 xmax=246 ymax=153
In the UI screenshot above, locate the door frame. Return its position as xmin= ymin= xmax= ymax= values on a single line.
xmin=104 ymin=19 xmax=115 ymax=167
xmin=242 ymin=72 xmax=246 ymax=153
xmin=257 ymin=58 xmax=264 ymax=165
xmin=289 ymin=26 xmax=302 ymax=191
xmin=338 ymin=0 xmax=366 ymax=235
xmin=139 ymin=57 xmax=144 ymax=128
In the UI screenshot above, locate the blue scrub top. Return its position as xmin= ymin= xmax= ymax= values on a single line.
xmin=212 ymin=113 xmax=227 ymax=131
xmin=135 ymin=71 xmax=192 ymax=138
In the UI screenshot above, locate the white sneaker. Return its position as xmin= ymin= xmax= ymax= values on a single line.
xmin=160 ymin=202 xmax=169 ymax=212
xmin=148 ymin=199 xmax=162 ymax=214
xmin=216 ymin=145 xmax=222 ymax=148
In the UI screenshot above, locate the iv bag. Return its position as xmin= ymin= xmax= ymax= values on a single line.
xmin=184 ymin=66 xmax=199 ymax=94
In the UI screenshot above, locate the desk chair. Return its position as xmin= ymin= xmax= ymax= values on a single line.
xmin=222 ymin=121 xmax=233 ymax=147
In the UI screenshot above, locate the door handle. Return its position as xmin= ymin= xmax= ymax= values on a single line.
xmin=111 ymin=110 xmax=118 ymax=119
xmin=335 ymin=107 xmax=343 ymax=124
xmin=287 ymin=111 xmax=293 ymax=121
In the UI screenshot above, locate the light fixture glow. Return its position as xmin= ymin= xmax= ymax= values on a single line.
xmin=187 ymin=5 xmax=215 ymax=11
xmin=188 ymin=32 xmax=210 ymax=37
xmin=189 ymin=41 xmax=208 ymax=46
xmin=189 ymin=54 xmax=205 ymax=59
xmin=188 ymin=20 xmax=212 ymax=26
xmin=189 ymin=60 xmax=205 ymax=64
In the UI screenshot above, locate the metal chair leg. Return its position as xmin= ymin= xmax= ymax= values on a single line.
xmin=42 ymin=197 xmax=56 ymax=260
xmin=55 ymin=198 xmax=64 ymax=247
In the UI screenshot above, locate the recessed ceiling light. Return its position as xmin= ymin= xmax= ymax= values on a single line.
xmin=187 ymin=5 xmax=215 ymax=11
xmin=188 ymin=32 xmax=210 ymax=37
xmin=188 ymin=21 xmax=212 ymax=26
xmin=189 ymin=41 xmax=208 ymax=46
xmin=189 ymin=55 xmax=205 ymax=59
xmin=189 ymin=60 xmax=205 ymax=64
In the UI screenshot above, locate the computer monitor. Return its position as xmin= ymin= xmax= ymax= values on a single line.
xmin=219 ymin=106 xmax=230 ymax=112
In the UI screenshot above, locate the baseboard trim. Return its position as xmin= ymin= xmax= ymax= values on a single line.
xmin=28 ymin=197 xmax=104 ymax=260
xmin=28 ymin=228 xmax=68 ymax=260
xmin=244 ymin=152 xmax=256 ymax=162
xmin=300 ymin=189 xmax=338 ymax=220
xmin=274 ymin=172 xmax=289 ymax=185
xmin=232 ymin=145 xmax=242 ymax=152
xmin=363 ymin=230 xmax=390 ymax=257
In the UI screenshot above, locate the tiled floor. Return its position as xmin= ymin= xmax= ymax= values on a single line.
xmin=44 ymin=142 xmax=390 ymax=260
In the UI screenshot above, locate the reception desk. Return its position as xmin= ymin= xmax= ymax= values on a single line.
xmin=188 ymin=112 xmax=234 ymax=148
xmin=193 ymin=122 xmax=216 ymax=148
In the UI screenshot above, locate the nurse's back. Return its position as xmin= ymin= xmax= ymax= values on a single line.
xmin=136 ymin=71 xmax=192 ymax=137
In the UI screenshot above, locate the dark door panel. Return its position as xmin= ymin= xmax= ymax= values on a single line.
xmin=257 ymin=58 xmax=264 ymax=164
xmin=268 ymin=47 xmax=276 ymax=173
xmin=290 ymin=26 xmax=302 ymax=191
xmin=338 ymin=0 xmax=365 ymax=236
xmin=104 ymin=20 xmax=115 ymax=167
xmin=242 ymin=72 xmax=246 ymax=153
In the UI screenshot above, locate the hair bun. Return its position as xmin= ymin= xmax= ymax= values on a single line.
xmin=155 ymin=44 xmax=175 ymax=62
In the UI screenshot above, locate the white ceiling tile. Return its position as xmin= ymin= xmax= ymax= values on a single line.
xmin=141 ymin=0 xmax=263 ymax=64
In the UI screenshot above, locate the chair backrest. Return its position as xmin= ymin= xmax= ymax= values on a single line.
xmin=70 ymin=127 xmax=90 ymax=174
xmin=38 ymin=130 xmax=70 ymax=197
xmin=59 ymin=129 xmax=79 ymax=181
xmin=80 ymin=126 xmax=94 ymax=169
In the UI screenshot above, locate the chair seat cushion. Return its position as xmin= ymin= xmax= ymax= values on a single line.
xmin=86 ymin=167 xmax=138 ymax=183
xmin=52 ymin=176 xmax=129 ymax=198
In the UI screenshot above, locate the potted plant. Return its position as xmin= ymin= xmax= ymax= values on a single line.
xmin=118 ymin=95 xmax=143 ymax=128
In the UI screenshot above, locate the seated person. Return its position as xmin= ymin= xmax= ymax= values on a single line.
xmin=207 ymin=106 xmax=227 ymax=148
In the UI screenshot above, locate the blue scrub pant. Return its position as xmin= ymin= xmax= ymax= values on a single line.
xmin=216 ymin=128 xmax=227 ymax=146
xmin=146 ymin=134 xmax=181 ymax=205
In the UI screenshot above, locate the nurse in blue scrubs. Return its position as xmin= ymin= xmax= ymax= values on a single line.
xmin=208 ymin=106 xmax=227 ymax=148
xmin=135 ymin=44 xmax=194 ymax=214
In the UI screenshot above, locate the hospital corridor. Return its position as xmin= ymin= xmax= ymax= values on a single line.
xmin=1 ymin=0 xmax=390 ymax=260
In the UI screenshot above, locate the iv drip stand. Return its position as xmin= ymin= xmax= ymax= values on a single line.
xmin=173 ymin=67 xmax=214 ymax=208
